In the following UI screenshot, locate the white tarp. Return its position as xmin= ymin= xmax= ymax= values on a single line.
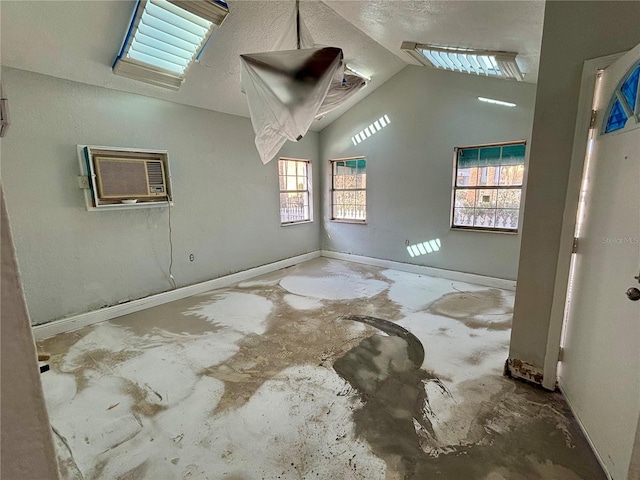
xmin=240 ymin=12 xmax=367 ymax=164
xmin=241 ymin=47 xmax=343 ymax=164
xmin=315 ymin=72 xmax=367 ymax=120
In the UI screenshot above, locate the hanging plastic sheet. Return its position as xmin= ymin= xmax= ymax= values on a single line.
xmin=315 ymin=72 xmax=367 ymax=120
xmin=269 ymin=11 xmax=366 ymax=121
xmin=240 ymin=7 xmax=368 ymax=164
xmin=241 ymin=47 xmax=342 ymax=164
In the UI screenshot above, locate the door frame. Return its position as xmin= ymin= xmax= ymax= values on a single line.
xmin=545 ymin=50 xmax=638 ymax=479
xmin=543 ymin=51 xmax=623 ymax=389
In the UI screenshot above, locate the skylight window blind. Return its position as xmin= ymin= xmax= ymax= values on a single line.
xmin=113 ymin=0 xmax=228 ymax=89
xmin=401 ymin=42 xmax=523 ymax=81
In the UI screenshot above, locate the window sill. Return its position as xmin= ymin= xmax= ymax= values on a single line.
xmin=281 ymin=220 xmax=313 ymax=227
xmin=450 ymin=226 xmax=518 ymax=235
xmin=330 ymin=219 xmax=367 ymax=225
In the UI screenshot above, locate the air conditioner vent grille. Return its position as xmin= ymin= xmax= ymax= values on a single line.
xmin=147 ymin=160 xmax=165 ymax=187
xmin=96 ymin=157 xmax=149 ymax=197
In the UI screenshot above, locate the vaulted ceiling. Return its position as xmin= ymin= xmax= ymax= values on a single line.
xmin=1 ymin=1 xmax=545 ymax=131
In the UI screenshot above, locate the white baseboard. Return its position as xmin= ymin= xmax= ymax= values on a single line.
xmin=32 ymin=251 xmax=321 ymax=341
xmin=558 ymin=384 xmax=612 ymax=480
xmin=320 ymin=250 xmax=517 ymax=291
xmin=33 ymin=250 xmax=514 ymax=341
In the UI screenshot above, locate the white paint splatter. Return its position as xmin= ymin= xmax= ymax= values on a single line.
xmin=53 ymin=365 xmax=386 ymax=480
xmin=185 ymin=291 xmax=273 ymax=335
xmin=280 ymin=274 xmax=387 ymax=300
xmin=61 ymin=323 xmax=137 ymax=372
xmin=283 ymin=294 xmax=324 ymax=310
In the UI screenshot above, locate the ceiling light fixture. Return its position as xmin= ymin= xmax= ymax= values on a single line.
xmin=401 ymin=42 xmax=524 ymax=81
xmin=113 ymin=0 xmax=228 ymax=90
xmin=478 ymin=97 xmax=516 ymax=107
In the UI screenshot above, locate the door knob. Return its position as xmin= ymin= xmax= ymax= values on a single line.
xmin=627 ymin=287 xmax=640 ymax=301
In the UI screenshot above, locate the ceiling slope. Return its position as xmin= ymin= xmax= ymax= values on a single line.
xmin=0 ymin=1 xmax=543 ymax=131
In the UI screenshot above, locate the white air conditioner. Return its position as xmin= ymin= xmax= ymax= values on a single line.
xmin=94 ymin=157 xmax=167 ymax=198
xmin=78 ymin=145 xmax=173 ymax=211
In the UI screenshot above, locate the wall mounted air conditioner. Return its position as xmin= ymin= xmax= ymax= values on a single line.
xmin=78 ymin=145 xmax=173 ymax=211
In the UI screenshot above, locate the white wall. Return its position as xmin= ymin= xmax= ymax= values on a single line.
xmin=320 ymin=66 xmax=537 ymax=280
xmin=508 ymin=3 xmax=640 ymax=475
xmin=1 ymin=68 xmax=321 ymax=325
xmin=509 ymin=1 xmax=640 ymax=372
xmin=1 ymin=185 xmax=59 ymax=479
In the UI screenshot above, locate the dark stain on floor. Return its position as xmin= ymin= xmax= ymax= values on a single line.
xmin=333 ymin=315 xmax=606 ymax=480
xmin=38 ymin=258 xmax=607 ymax=479
xmin=195 ymin=284 xmax=404 ymax=414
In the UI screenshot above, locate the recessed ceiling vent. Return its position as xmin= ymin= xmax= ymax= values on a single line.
xmin=113 ymin=0 xmax=228 ymax=90
xmin=401 ymin=42 xmax=523 ymax=81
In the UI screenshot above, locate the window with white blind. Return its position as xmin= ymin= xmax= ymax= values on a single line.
xmin=278 ymin=158 xmax=312 ymax=225
xmin=452 ymin=142 xmax=525 ymax=232
xmin=113 ymin=0 xmax=228 ymax=90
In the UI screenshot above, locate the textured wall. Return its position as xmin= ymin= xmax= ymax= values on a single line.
xmin=507 ymin=2 xmax=640 ymax=478
xmin=509 ymin=1 xmax=640 ymax=369
xmin=1 ymin=185 xmax=59 ymax=479
xmin=1 ymin=68 xmax=321 ymax=325
xmin=320 ymin=65 xmax=537 ymax=280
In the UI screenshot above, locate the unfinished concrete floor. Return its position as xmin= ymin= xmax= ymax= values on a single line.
xmin=38 ymin=258 xmax=605 ymax=480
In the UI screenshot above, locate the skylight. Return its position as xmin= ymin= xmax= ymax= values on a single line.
xmin=401 ymin=42 xmax=523 ymax=81
xmin=113 ymin=0 xmax=228 ymax=90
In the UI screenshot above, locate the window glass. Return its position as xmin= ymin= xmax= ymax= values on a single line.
xmin=452 ymin=143 xmax=525 ymax=232
xmin=604 ymin=62 xmax=640 ymax=134
xmin=331 ymin=158 xmax=366 ymax=222
xmin=278 ymin=159 xmax=311 ymax=224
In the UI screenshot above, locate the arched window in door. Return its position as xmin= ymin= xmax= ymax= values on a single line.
xmin=603 ymin=62 xmax=640 ymax=134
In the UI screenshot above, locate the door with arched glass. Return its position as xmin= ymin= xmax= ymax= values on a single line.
xmin=560 ymin=43 xmax=640 ymax=480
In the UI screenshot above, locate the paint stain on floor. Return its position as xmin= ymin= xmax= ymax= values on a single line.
xmin=38 ymin=258 xmax=606 ymax=479
xmin=428 ymin=288 xmax=513 ymax=330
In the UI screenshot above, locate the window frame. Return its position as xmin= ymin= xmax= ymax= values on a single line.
xmin=330 ymin=157 xmax=367 ymax=224
xmin=112 ymin=0 xmax=228 ymax=90
xmin=601 ymin=60 xmax=640 ymax=135
xmin=450 ymin=141 xmax=526 ymax=234
xmin=278 ymin=158 xmax=313 ymax=226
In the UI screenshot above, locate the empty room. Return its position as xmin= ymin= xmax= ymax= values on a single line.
xmin=1 ymin=1 xmax=639 ymax=479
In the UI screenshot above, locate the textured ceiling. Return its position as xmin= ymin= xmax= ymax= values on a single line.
xmin=0 ymin=1 xmax=544 ymax=131
xmin=324 ymin=1 xmax=545 ymax=83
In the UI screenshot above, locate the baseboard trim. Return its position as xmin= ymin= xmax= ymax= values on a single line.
xmin=558 ymin=384 xmax=613 ymax=480
xmin=34 ymin=250 xmax=515 ymax=340
xmin=320 ymin=250 xmax=516 ymax=290
xmin=32 ymin=251 xmax=321 ymax=341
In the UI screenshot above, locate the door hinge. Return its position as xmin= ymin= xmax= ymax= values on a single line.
xmin=558 ymin=347 xmax=565 ymax=362
xmin=589 ymin=109 xmax=598 ymax=130
xmin=572 ymin=237 xmax=578 ymax=254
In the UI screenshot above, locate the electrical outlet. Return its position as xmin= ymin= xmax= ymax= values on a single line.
xmin=77 ymin=175 xmax=90 ymax=189
xmin=189 ymin=254 xmax=195 ymax=262
xmin=405 ymin=239 xmax=410 ymax=246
